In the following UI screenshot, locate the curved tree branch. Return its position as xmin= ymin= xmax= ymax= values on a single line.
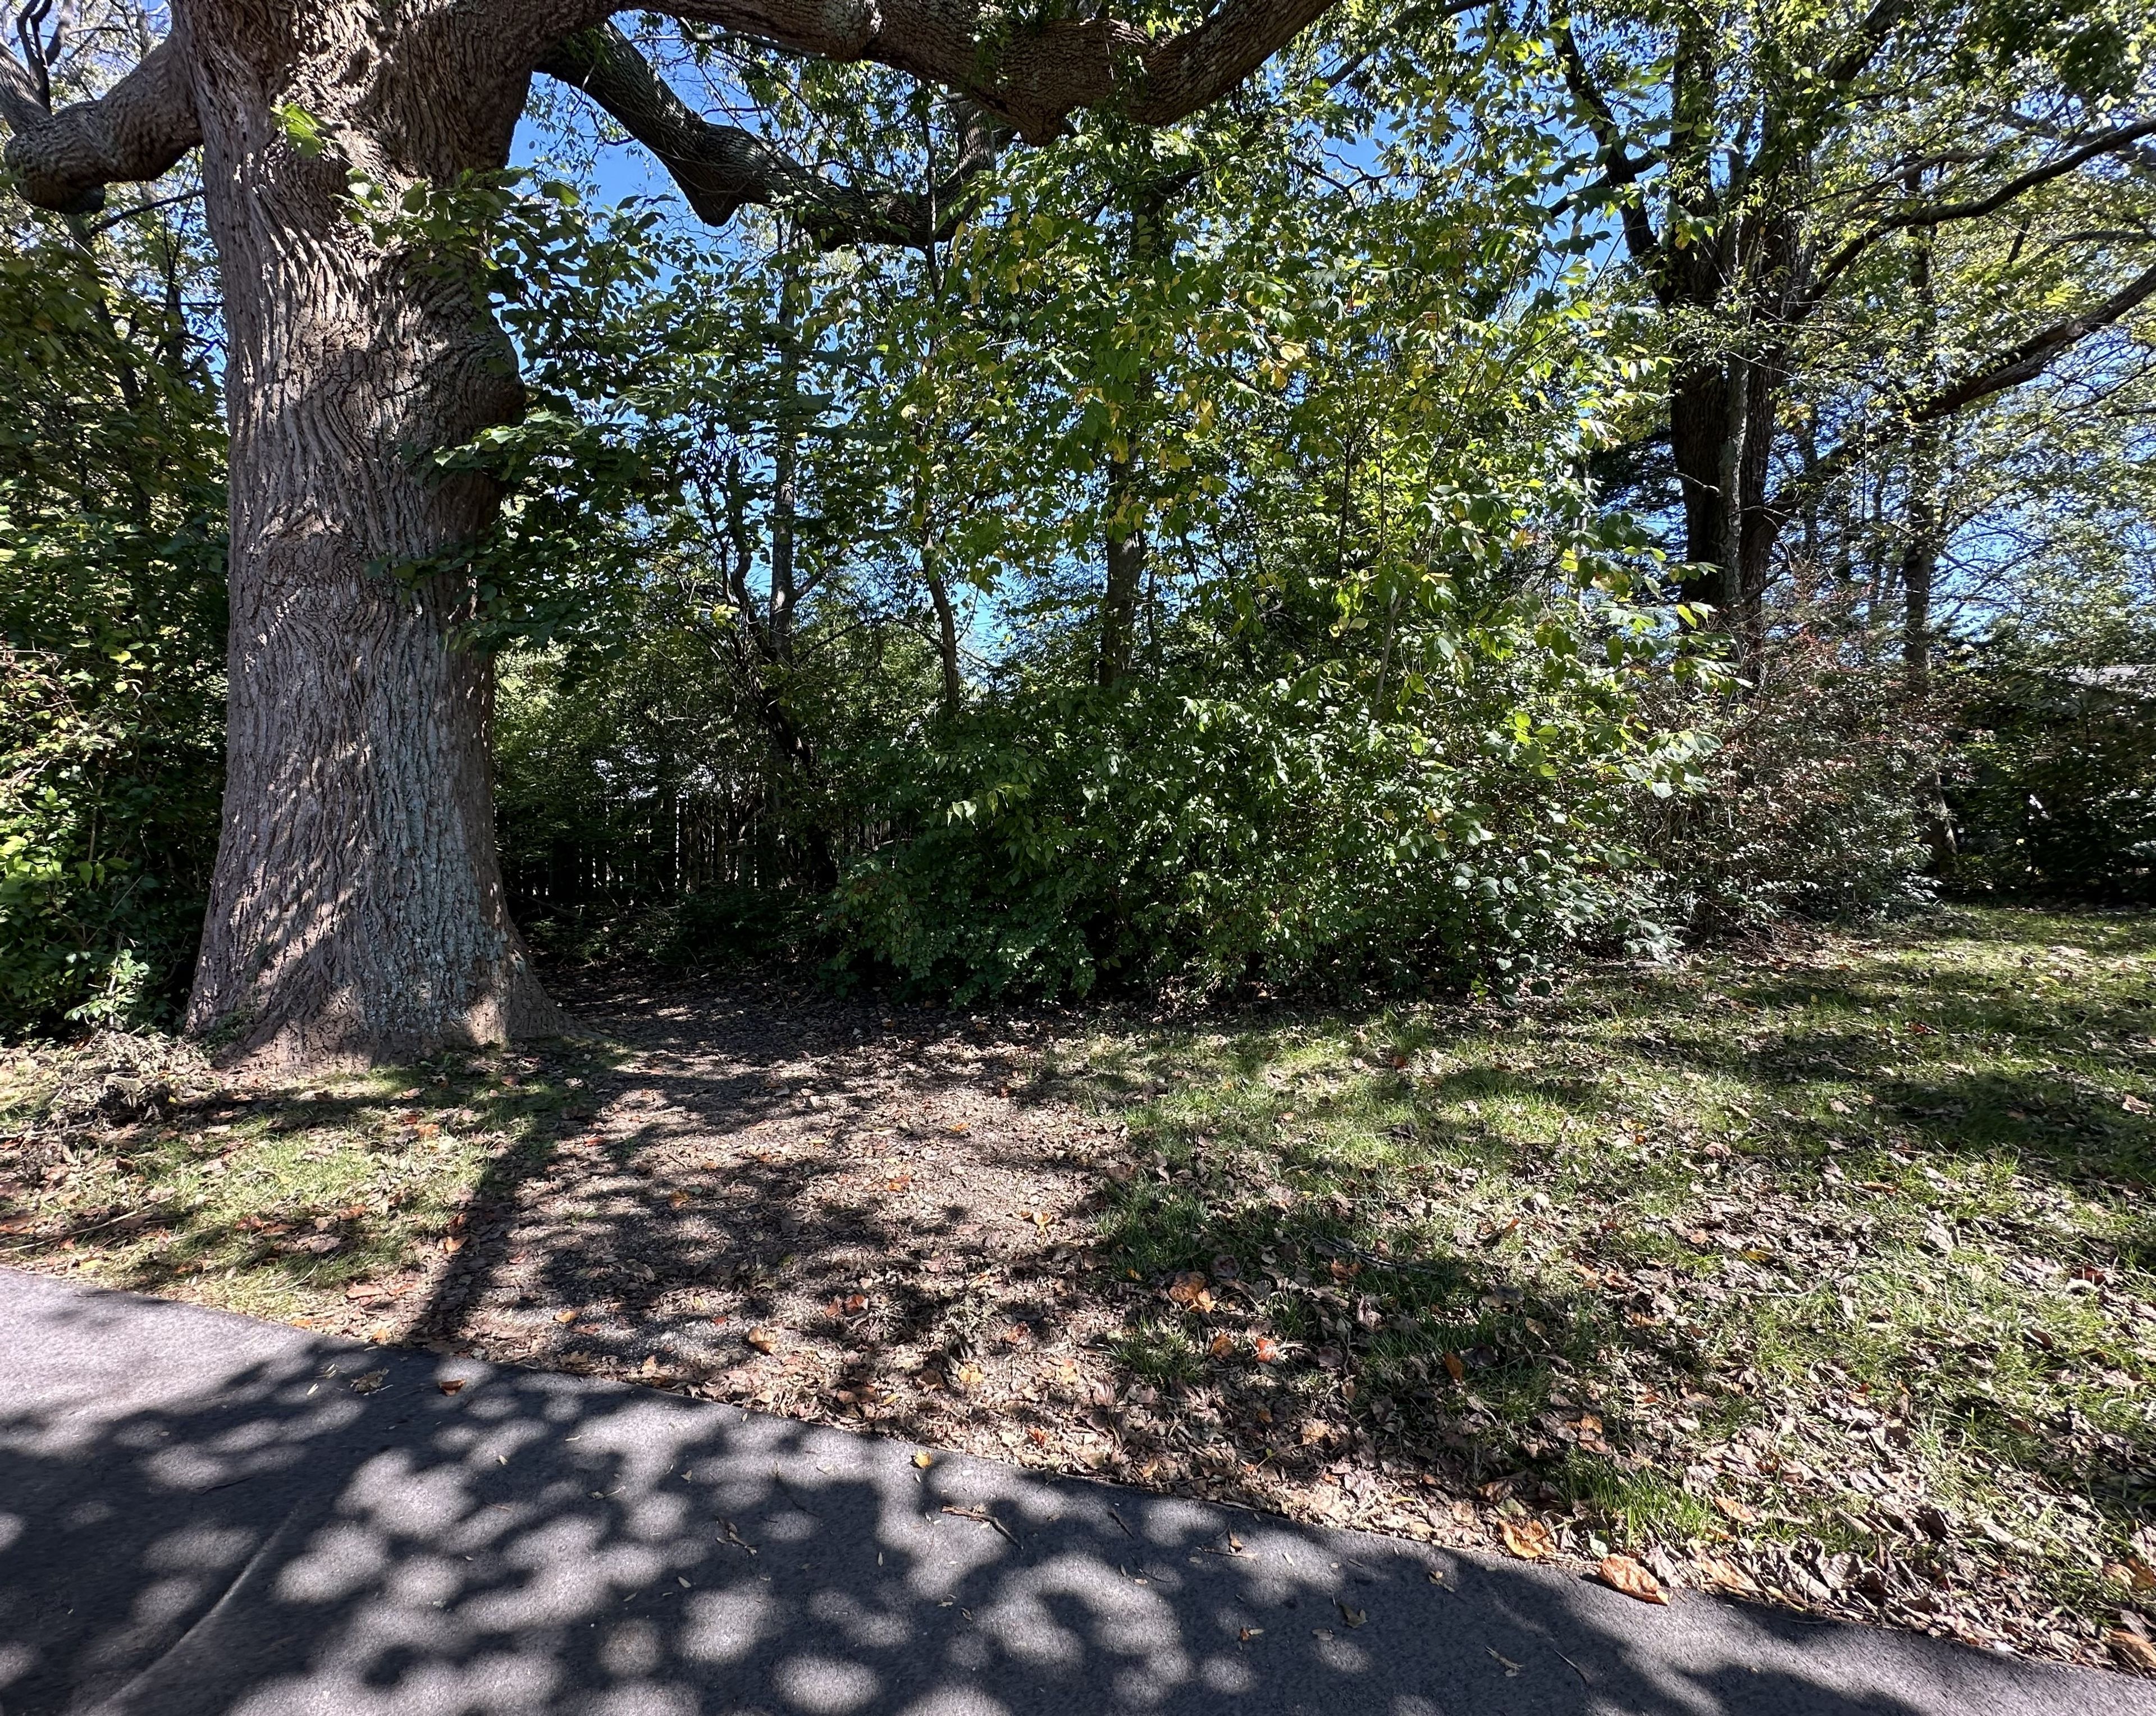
xmin=539 ymin=24 xmax=1007 ymax=246
xmin=1552 ymin=20 xmax=1658 ymax=267
xmin=1795 ymin=117 xmax=2156 ymax=324
xmin=645 ymin=0 xmax=1335 ymax=143
xmin=1769 ymin=255 xmax=2156 ymax=521
xmin=0 ymin=29 xmax=198 ymax=214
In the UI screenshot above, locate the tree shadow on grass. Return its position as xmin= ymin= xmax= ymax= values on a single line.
xmin=3 ymin=1270 xmax=2123 ymax=1716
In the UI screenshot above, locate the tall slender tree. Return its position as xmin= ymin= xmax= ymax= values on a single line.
xmin=1556 ymin=0 xmax=2156 ymax=646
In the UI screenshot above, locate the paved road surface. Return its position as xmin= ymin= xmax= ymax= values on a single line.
xmin=2 ymin=1269 xmax=2145 ymax=1715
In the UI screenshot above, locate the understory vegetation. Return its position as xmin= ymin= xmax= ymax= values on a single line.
xmin=7 ymin=1 xmax=2156 ymax=1036
xmin=3 ymin=908 xmax=2150 ymax=1665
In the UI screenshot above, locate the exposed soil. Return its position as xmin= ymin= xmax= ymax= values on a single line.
xmin=402 ymin=976 xmax=1141 ymax=1449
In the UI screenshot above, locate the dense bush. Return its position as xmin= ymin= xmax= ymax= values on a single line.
xmin=830 ymin=605 xmax=1700 ymax=1001
xmin=1944 ymin=620 xmax=2156 ymax=903
xmin=0 ymin=232 xmax=227 ymax=1038
xmin=1637 ymin=622 xmax=1948 ymax=933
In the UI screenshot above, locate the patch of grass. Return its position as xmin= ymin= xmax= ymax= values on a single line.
xmin=1051 ymin=906 xmax=2156 ymax=1656
xmin=0 ymin=1038 xmax=620 ymax=1330
xmin=1110 ymin=1317 xmax=1209 ymax=1386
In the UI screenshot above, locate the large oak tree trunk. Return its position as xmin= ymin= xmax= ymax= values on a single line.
xmin=179 ymin=5 xmax=560 ymax=1064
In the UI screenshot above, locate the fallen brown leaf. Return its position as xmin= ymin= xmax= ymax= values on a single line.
xmin=1597 ymin=1554 xmax=1668 ymax=1604
xmin=745 ymin=1328 xmax=779 ymax=1354
xmin=1499 ymin=1519 xmax=1555 ymax=1560
xmin=437 ymin=1378 xmax=467 ymax=1396
xmin=1442 ymin=1352 xmax=1466 ymax=1382
xmin=2107 ymin=1631 xmax=2156 ymax=1674
xmin=1695 ymin=1557 xmax=1763 ymax=1597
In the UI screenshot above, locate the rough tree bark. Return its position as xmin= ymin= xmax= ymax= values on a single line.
xmin=1 ymin=0 xmax=1335 ymax=1064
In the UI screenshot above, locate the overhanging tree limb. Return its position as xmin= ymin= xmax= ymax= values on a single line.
xmin=1798 ymin=117 xmax=2156 ymax=318
xmin=538 ymin=24 xmax=1007 ymax=247
xmin=627 ymin=0 xmax=1339 ymax=143
xmin=0 ymin=28 xmax=197 ymax=213
xmin=1769 ymin=256 xmax=2156 ymax=522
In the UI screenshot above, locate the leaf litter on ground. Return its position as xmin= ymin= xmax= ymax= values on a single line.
xmin=3 ymin=910 xmax=2153 ymax=1674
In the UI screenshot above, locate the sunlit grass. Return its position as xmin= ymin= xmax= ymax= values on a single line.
xmin=0 ymin=1047 xmax=615 ymax=1322
xmin=1054 ymin=906 xmax=2156 ymax=1625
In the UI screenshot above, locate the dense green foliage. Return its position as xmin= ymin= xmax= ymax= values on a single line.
xmin=0 ymin=219 xmax=226 ymax=1038
xmin=3 ymin=0 xmax=2153 ymax=1040
xmin=1947 ymin=586 xmax=2156 ymax=903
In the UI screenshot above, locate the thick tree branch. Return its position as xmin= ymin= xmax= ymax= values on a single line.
xmin=1799 ymin=117 xmax=2156 ymax=315
xmin=1770 ymin=256 xmax=2156 ymax=519
xmin=540 ymin=24 xmax=1006 ymax=246
xmin=638 ymin=0 xmax=1335 ymax=143
xmin=1831 ymin=0 xmax=1908 ymax=79
xmin=0 ymin=29 xmax=198 ymax=213
xmin=1916 ymin=257 xmax=2156 ymax=418
xmin=1552 ymin=21 xmax=1658 ymax=266
xmin=1121 ymin=0 xmax=1339 ymax=126
xmin=1739 ymin=0 xmax=1910 ymax=193
xmin=1889 ymin=118 xmax=2156 ymax=228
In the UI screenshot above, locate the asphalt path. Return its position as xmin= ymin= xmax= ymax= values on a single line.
xmin=2 ymin=1268 xmax=2145 ymax=1716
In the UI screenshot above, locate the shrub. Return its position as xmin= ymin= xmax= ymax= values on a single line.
xmin=1637 ymin=625 xmax=1945 ymax=933
xmin=1945 ymin=661 xmax=2156 ymax=903
xmin=828 ymin=603 xmax=1700 ymax=1002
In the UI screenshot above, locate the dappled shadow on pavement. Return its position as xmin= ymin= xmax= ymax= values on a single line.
xmin=4 ymin=1271 xmax=2143 ymax=1716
